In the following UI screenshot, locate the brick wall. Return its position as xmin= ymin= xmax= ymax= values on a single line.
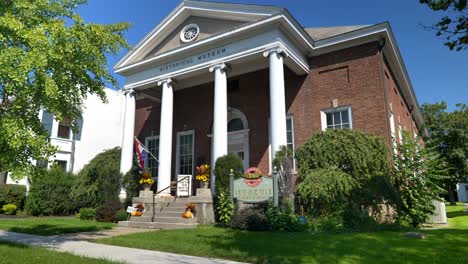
xmin=134 ymin=41 xmax=418 ymax=179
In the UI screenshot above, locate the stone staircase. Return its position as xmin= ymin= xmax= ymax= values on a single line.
xmin=118 ymin=196 xmax=202 ymax=230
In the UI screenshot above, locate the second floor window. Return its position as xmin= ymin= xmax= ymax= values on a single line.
xmin=57 ymin=118 xmax=72 ymax=139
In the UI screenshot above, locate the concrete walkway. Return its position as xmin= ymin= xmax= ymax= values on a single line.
xmin=0 ymin=230 xmax=248 ymax=264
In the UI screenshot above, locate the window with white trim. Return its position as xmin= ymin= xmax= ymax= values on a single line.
xmin=286 ymin=115 xmax=296 ymax=170
xmin=176 ymin=131 xmax=194 ymax=176
xmin=145 ymin=136 xmax=159 ymax=179
xmin=321 ymin=106 xmax=352 ymax=130
xmin=389 ymin=111 xmax=397 ymax=154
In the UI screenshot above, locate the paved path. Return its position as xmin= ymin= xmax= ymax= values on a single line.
xmin=0 ymin=230 xmax=248 ymax=264
xmin=59 ymin=226 xmax=156 ymax=241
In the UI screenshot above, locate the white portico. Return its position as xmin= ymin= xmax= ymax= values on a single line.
xmin=116 ymin=1 xmax=311 ymax=194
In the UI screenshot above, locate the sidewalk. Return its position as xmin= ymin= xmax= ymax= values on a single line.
xmin=0 ymin=230 xmax=248 ymax=264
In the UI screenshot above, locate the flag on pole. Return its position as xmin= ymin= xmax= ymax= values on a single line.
xmin=134 ymin=137 xmax=148 ymax=173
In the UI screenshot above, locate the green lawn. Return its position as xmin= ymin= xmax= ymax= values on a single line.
xmin=98 ymin=204 xmax=468 ymax=264
xmin=0 ymin=241 xmax=117 ymax=264
xmin=446 ymin=202 xmax=468 ymax=229
xmin=0 ymin=217 xmax=115 ymax=236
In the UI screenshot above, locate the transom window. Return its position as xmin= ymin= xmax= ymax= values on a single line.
xmin=322 ymin=107 xmax=352 ymax=130
xmin=145 ymin=136 xmax=159 ymax=179
xmin=228 ymin=118 xmax=244 ymax=132
xmin=176 ymin=131 xmax=194 ymax=176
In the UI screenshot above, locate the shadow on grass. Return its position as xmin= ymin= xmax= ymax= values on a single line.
xmin=9 ymin=224 xmax=111 ymax=236
xmin=447 ymin=211 xmax=467 ymax=218
xmin=0 ymin=240 xmax=29 ymax=249
xmin=198 ymin=228 xmax=468 ymax=264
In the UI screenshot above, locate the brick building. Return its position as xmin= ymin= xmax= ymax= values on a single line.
xmin=115 ymin=1 xmax=424 ymax=196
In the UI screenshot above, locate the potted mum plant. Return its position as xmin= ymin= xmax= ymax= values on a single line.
xmin=195 ymin=164 xmax=210 ymax=188
xmin=139 ymin=171 xmax=154 ymax=191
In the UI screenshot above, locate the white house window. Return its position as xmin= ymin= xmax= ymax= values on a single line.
xmin=54 ymin=160 xmax=68 ymax=171
xmin=41 ymin=111 xmax=54 ymax=137
xmin=176 ymin=131 xmax=194 ymax=176
xmin=180 ymin=24 xmax=199 ymax=43
xmin=145 ymin=136 xmax=159 ymax=178
xmin=321 ymin=107 xmax=352 ymax=130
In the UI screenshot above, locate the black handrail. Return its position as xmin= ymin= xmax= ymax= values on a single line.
xmin=151 ymin=176 xmax=190 ymax=222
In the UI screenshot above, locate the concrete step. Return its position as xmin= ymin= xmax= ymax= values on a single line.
xmin=130 ymin=215 xmax=198 ymax=224
xmin=133 ymin=197 xmax=192 ymax=204
xmin=118 ymin=221 xmax=198 ymax=230
xmin=138 ymin=211 xmax=185 ymax=218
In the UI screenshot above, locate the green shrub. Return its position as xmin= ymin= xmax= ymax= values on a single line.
xmin=266 ymin=200 xmax=305 ymax=232
xmin=0 ymin=184 xmax=27 ymax=209
xmin=394 ymin=132 xmax=445 ymax=227
xmin=96 ymin=200 xmax=122 ymax=222
xmin=72 ymin=148 xmax=121 ymax=209
xmin=308 ymin=214 xmax=344 ymax=231
xmin=2 ymin=204 xmax=17 ymax=215
xmin=115 ymin=209 xmax=128 ymax=222
xmin=215 ymin=187 xmax=233 ymax=226
xmin=214 ymin=154 xmax=243 ymax=191
xmin=25 ymin=166 xmax=76 ymax=216
xmin=231 ymin=208 xmax=269 ymax=231
xmin=296 ymin=129 xmax=395 ymax=219
xmin=122 ymin=159 xmax=141 ymax=206
xmin=79 ymin=208 xmax=96 ymax=221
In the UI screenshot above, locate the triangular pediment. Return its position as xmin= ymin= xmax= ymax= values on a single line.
xmin=144 ymin=16 xmax=248 ymax=59
xmin=114 ymin=0 xmax=283 ymax=72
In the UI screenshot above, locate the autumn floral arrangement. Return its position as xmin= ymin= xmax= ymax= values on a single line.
xmin=242 ymin=167 xmax=263 ymax=179
xmin=139 ymin=171 xmax=154 ymax=185
xmin=131 ymin=203 xmax=145 ymax=217
xmin=195 ymin=164 xmax=210 ymax=182
xmin=182 ymin=203 xmax=196 ymax=218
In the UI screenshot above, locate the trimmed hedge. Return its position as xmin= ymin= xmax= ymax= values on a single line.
xmin=0 ymin=184 xmax=27 ymax=210
xmin=25 ymin=167 xmax=76 ymax=216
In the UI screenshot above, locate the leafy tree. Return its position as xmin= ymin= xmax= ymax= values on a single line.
xmin=295 ymin=129 xmax=396 ymax=222
xmin=393 ymin=132 xmax=446 ymax=227
xmin=420 ymin=0 xmax=468 ymax=51
xmin=71 ymin=147 xmax=121 ymax=209
xmin=0 ymin=0 xmax=129 ymax=179
xmin=421 ymin=102 xmax=468 ymax=204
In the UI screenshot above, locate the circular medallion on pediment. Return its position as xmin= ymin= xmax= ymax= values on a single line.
xmin=180 ymin=24 xmax=199 ymax=43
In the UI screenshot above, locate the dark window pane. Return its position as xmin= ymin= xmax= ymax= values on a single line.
xmin=287 ymin=132 xmax=293 ymax=143
xmin=341 ymin=111 xmax=349 ymax=124
xmin=228 ymin=118 xmax=244 ymax=132
xmin=326 ymin=113 xmax=333 ymax=126
xmin=41 ymin=111 xmax=54 ymax=137
xmin=342 ymin=124 xmax=350 ymax=129
xmin=286 ymin=118 xmax=292 ymax=130
xmin=333 ymin=112 xmax=341 ymax=125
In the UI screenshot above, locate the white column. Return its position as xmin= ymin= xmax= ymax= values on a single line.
xmin=120 ymin=89 xmax=136 ymax=175
xmin=119 ymin=89 xmax=136 ymax=200
xmin=156 ymin=79 xmax=174 ymax=196
xmin=209 ymin=63 xmax=229 ymax=192
xmin=263 ymin=48 xmax=288 ymax=161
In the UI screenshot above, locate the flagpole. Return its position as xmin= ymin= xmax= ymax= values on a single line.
xmin=134 ymin=136 xmax=160 ymax=163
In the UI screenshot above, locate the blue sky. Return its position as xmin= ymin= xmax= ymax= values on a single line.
xmin=77 ymin=0 xmax=467 ymax=110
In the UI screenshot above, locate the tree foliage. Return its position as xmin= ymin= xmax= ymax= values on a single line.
xmin=420 ymin=0 xmax=468 ymax=51
xmin=393 ymin=132 xmax=446 ymax=227
xmin=295 ymin=129 xmax=396 ymax=219
xmin=0 ymin=0 xmax=129 ymax=178
xmin=71 ymin=147 xmax=121 ymax=209
xmin=214 ymin=154 xmax=243 ymax=191
xmin=421 ymin=102 xmax=468 ymax=203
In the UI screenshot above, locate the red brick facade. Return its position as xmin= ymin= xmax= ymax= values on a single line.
xmin=134 ymin=41 xmax=420 ymax=179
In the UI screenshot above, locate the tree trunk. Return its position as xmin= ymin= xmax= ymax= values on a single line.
xmin=447 ymin=187 xmax=457 ymax=205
